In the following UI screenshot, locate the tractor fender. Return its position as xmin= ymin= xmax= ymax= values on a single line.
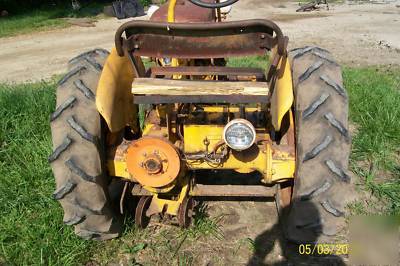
xmin=96 ymin=47 xmax=139 ymax=133
xmin=270 ymin=50 xmax=294 ymax=131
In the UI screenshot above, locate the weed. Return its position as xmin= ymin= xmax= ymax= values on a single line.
xmin=186 ymin=202 xmax=224 ymax=240
xmin=123 ymin=242 xmax=147 ymax=254
xmin=177 ymin=251 xmax=194 ymax=266
xmin=239 ymin=237 xmax=257 ymax=253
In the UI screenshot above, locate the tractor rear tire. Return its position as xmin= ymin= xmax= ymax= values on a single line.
xmin=49 ymin=49 xmax=122 ymax=240
xmin=285 ymin=46 xmax=355 ymax=243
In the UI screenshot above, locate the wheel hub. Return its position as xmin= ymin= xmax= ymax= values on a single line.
xmin=126 ymin=137 xmax=181 ymax=188
xmin=143 ymin=155 xmax=163 ymax=174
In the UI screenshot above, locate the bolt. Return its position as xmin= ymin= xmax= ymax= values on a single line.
xmin=260 ymin=34 xmax=265 ymax=39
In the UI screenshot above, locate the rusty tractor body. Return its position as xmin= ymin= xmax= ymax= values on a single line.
xmin=100 ymin=6 xmax=294 ymax=226
xmin=50 ymin=0 xmax=352 ymax=242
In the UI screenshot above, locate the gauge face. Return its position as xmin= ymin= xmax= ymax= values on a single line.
xmin=163 ymin=57 xmax=172 ymax=65
xmin=223 ymin=119 xmax=256 ymax=151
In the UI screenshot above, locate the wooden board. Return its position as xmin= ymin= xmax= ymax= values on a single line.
xmin=132 ymin=78 xmax=269 ymax=96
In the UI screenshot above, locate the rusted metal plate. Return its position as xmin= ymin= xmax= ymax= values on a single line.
xmin=115 ymin=19 xmax=285 ymax=58
xmin=149 ymin=66 xmax=266 ymax=80
xmin=126 ymin=33 xmax=271 ymax=58
xmin=190 ymin=184 xmax=275 ymax=197
xmin=133 ymin=95 xmax=269 ymax=104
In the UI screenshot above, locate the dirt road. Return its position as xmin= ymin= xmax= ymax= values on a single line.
xmin=0 ymin=1 xmax=399 ymax=83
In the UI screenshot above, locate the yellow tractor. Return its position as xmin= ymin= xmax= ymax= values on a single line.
xmin=49 ymin=0 xmax=353 ymax=243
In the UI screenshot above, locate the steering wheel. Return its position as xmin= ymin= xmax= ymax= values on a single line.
xmin=188 ymin=0 xmax=239 ymax=8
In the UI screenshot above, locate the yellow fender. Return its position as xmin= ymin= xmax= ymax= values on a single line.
xmin=269 ymin=50 xmax=294 ymax=131
xmin=96 ymin=47 xmax=138 ymax=133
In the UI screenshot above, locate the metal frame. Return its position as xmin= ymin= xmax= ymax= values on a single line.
xmin=115 ymin=19 xmax=286 ymax=59
xmin=115 ymin=19 xmax=287 ymax=105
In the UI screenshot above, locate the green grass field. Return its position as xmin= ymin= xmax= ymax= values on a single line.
xmin=344 ymin=68 xmax=400 ymax=214
xmin=0 ymin=67 xmax=399 ymax=264
xmin=0 ymin=1 xmax=153 ymax=38
xmin=0 ymin=3 xmax=108 ymax=38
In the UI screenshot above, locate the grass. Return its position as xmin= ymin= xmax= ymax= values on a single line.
xmin=90 ymin=206 xmax=222 ymax=265
xmin=0 ymin=3 xmax=108 ymax=38
xmin=344 ymin=67 xmax=400 ymax=214
xmin=0 ymin=0 xmax=152 ymax=38
xmin=0 ymin=81 xmax=222 ymax=265
xmin=0 ymin=65 xmax=399 ymax=264
xmin=0 ymin=10 xmax=68 ymax=38
xmin=227 ymin=55 xmax=269 ymax=69
xmin=0 ymin=81 xmax=101 ymax=265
